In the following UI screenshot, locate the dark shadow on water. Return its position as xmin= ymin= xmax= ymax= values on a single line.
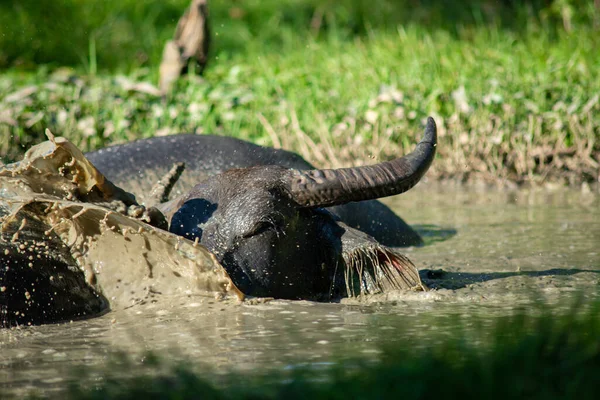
xmin=421 ymin=268 xmax=600 ymax=290
xmin=412 ymin=224 xmax=457 ymax=246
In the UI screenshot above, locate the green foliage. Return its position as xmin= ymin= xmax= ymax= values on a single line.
xmin=0 ymin=0 xmax=186 ymax=71
xmin=0 ymin=0 xmax=598 ymax=184
xmin=0 ymin=0 xmax=598 ymax=71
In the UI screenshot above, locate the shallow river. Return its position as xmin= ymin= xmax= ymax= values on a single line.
xmin=1 ymin=184 xmax=599 ymax=397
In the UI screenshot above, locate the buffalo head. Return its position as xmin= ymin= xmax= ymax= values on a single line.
xmin=167 ymin=118 xmax=437 ymax=299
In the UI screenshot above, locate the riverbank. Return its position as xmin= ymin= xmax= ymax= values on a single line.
xmin=0 ymin=0 xmax=598 ymax=186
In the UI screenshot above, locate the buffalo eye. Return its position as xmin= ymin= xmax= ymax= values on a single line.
xmin=242 ymin=220 xmax=274 ymax=238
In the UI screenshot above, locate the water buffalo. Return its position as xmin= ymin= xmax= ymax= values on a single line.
xmin=85 ymin=117 xmax=437 ymax=299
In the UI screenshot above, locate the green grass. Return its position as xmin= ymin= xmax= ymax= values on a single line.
xmin=34 ymin=302 xmax=600 ymax=399
xmin=0 ymin=0 xmax=599 ymax=185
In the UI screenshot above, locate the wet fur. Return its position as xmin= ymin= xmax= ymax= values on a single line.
xmin=167 ymin=166 xmax=424 ymax=299
xmin=86 ymin=134 xmax=423 ymax=247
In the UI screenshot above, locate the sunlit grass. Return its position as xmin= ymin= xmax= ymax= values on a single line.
xmin=0 ymin=0 xmax=598 ymax=184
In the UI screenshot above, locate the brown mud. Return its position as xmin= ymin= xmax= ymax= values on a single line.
xmin=0 ymin=133 xmax=240 ymax=327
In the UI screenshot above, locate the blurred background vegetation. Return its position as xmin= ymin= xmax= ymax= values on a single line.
xmin=0 ymin=0 xmax=598 ymax=185
xmin=0 ymin=0 xmax=597 ymax=72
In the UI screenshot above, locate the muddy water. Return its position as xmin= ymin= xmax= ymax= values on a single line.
xmin=1 ymin=185 xmax=599 ymax=396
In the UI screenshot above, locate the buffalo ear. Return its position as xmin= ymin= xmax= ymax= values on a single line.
xmin=154 ymin=195 xmax=187 ymax=226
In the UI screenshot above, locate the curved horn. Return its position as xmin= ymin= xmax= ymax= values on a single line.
xmin=285 ymin=117 xmax=437 ymax=208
